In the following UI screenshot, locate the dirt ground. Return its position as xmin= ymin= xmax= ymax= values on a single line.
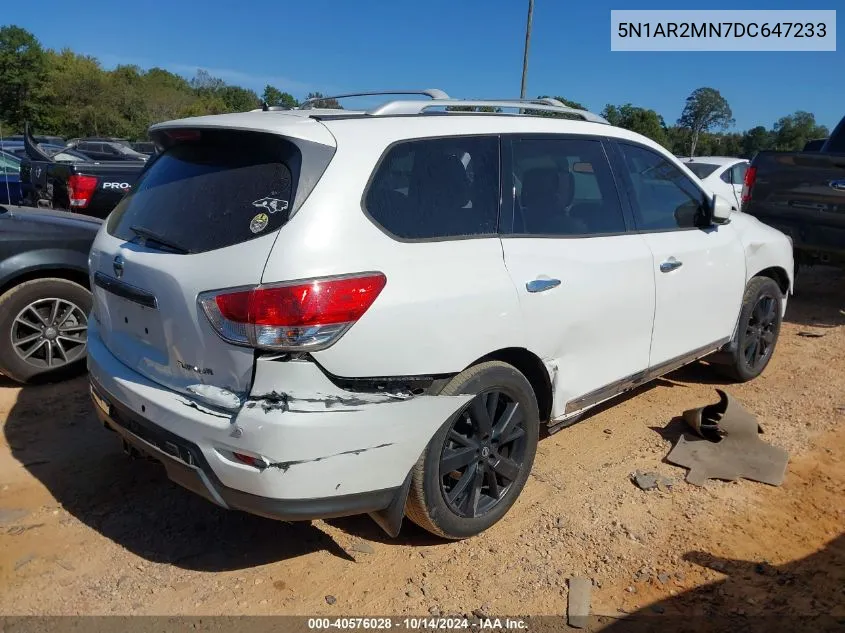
xmin=0 ymin=267 xmax=843 ymax=628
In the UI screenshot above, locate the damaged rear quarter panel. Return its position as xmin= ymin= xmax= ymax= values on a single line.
xmin=210 ymin=358 xmax=473 ymax=498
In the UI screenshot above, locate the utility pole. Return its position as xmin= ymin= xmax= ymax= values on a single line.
xmin=520 ymin=0 xmax=534 ymax=99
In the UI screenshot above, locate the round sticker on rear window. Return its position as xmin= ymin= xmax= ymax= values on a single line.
xmin=249 ymin=213 xmax=269 ymax=234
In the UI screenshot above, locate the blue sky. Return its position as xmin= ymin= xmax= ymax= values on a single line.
xmin=4 ymin=0 xmax=843 ymax=131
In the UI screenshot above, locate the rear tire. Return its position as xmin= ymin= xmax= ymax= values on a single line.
xmin=0 ymin=278 xmax=91 ymax=384
xmin=715 ymin=276 xmax=783 ymax=382
xmin=405 ymin=361 xmax=540 ymax=539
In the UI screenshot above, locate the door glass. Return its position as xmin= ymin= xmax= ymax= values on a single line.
xmin=618 ymin=144 xmax=707 ymax=230
xmin=508 ymin=138 xmax=626 ymax=235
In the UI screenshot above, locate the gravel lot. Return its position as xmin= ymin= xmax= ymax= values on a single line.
xmin=1 ymin=266 xmax=843 ymax=626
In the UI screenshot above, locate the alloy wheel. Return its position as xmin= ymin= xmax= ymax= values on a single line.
xmin=439 ymin=390 xmax=528 ymax=518
xmin=11 ymin=298 xmax=88 ymax=370
xmin=744 ymin=293 xmax=777 ymax=370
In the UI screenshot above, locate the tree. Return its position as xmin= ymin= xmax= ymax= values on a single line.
xmin=218 ymin=85 xmax=259 ymax=112
xmin=773 ymin=111 xmax=829 ymax=152
xmin=189 ymin=69 xmax=225 ymax=94
xmin=741 ymin=126 xmax=775 ymax=158
xmin=601 ymin=103 xmax=668 ymax=147
xmin=0 ymin=25 xmax=47 ymax=131
xmin=262 ymin=85 xmax=298 ymax=108
xmin=304 ymin=91 xmax=341 ymax=109
xmin=677 ymin=87 xmax=734 ymax=157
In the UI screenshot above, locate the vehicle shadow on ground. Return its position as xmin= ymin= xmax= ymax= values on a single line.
xmin=784 ymin=266 xmax=845 ymax=329
xmin=596 ymin=533 xmax=845 ymax=633
xmin=3 ymin=377 xmax=355 ymax=571
xmin=4 ymin=268 xmax=842 ymax=562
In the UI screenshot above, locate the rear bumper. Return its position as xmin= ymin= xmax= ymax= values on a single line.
xmin=91 ymin=379 xmax=397 ymax=521
xmin=86 ymin=319 xmax=471 ymax=520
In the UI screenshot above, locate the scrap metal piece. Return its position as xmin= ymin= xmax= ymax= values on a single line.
xmin=666 ymin=389 xmax=788 ymax=486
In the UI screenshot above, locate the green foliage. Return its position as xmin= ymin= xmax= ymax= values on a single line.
xmin=741 ymin=126 xmax=775 ymax=158
xmin=304 ymin=92 xmax=342 ymax=109
xmin=262 ymin=85 xmax=298 ymax=108
xmin=773 ymin=111 xmax=829 ymax=151
xmin=0 ymin=25 xmax=47 ymax=131
xmin=601 ymin=103 xmax=668 ymax=147
xmin=677 ymin=87 xmax=734 ymax=156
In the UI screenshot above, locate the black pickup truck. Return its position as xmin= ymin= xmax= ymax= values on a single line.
xmin=743 ymin=115 xmax=845 ymax=267
xmin=20 ymin=130 xmax=146 ymax=219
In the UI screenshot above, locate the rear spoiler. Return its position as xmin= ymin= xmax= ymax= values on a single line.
xmin=24 ymin=123 xmax=54 ymax=163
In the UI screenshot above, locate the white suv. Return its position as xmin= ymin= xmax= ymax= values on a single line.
xmin=86 ymin=91 xmax=793 ymax=539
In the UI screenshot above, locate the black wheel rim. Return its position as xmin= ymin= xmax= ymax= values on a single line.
xmin=743 ymin=293 xmax=777 ymax=370
xmin=11 ymin=298 xmax=88 ymax=370
xmin=439 ymin=390 xmax=527 ymax=519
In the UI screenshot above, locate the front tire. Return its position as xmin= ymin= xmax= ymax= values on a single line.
xmin=717 ymin=276 xmax=783 ymax=382
xmin=405 ymin=361 xmax=540 ymax=539
xmin=0 ymin=278 xmax=91 ymax=384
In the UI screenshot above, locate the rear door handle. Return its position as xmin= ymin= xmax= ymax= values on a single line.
xmin=659 ymin=258 xmax=683 ymax=273
xmin=526 ymin=278 xmax=561 ymax=293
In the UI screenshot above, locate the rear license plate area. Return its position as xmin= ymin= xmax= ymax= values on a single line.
xmin=96 ymin=286 xmax=167 ymax=353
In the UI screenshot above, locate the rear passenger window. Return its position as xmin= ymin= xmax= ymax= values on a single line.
xmin=508 ymin=138 xmax=626 ymax=236
xmin=617 ymin=143 xmax=707 ymax=231
xmin=365 ymin=136 xmax=499 ymax=240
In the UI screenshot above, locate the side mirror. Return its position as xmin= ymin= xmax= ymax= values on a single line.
xmin=710 ymin=193 xmax=733 ymax=224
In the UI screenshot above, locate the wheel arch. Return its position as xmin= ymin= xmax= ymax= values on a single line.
xmin=0 ymin=265 xmax=90 ymax=298
xmin=469 ymin=347 xmax=553 ymax=423
xmin=751 ymin=266 xmax=790 ymax=296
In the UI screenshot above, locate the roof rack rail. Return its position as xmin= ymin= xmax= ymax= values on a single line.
xmin=298 ymin=89 xmax=450 ymax=109
xmin=367 ymin=98 xmax=609 ymax=124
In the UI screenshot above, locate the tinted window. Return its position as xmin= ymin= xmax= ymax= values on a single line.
xmin=720 ymin=168 xmax=732 ymax=184
xmin=508 ymin=138 xmax=625 ymax=236
xmin=365 ymin=136 xmax=499 ymax=239
xmin=618 ymin=144 xmax=707 ymax=230
xmin=685 ymin=162 xmax=720 ymax=179
xmin=107 ymin=129 xmax=299 ymax=254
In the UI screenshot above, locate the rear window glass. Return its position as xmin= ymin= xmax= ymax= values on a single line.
xmin=684 ymin=162 xmax=719 ymax=179
xmin=364 ymin=136 xmax=499 ymax=240
xmin=107 ymin=130 xmax=299 ymax=253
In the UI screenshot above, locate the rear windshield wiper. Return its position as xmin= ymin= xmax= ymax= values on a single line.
xmin=129 ymin=225 xmax=191 ymax=254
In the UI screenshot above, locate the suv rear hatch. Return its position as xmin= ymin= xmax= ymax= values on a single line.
xmin=89 ymin=123 xmax=336 ymax=400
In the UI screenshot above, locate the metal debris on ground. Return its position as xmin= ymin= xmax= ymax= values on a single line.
xmin=567 ymin=576 xmax=592 ymax=629
xmin=797 ymin=331 xmax=826 ymax=338
xmin=348 ymin=540 xmax=375 ymax=555
xmin=666 ymin=389 xmax=789 ymax=486
xmin=631 ymin=470 xmax=674 ymax=492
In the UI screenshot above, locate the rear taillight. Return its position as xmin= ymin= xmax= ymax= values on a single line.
xmin=741 ymin=166 xmax=757 ymax=204
xmin=67 ymin=174 xmax=98 ymax=209
xmin=199 ymin=272 xmax=387 ymax=351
